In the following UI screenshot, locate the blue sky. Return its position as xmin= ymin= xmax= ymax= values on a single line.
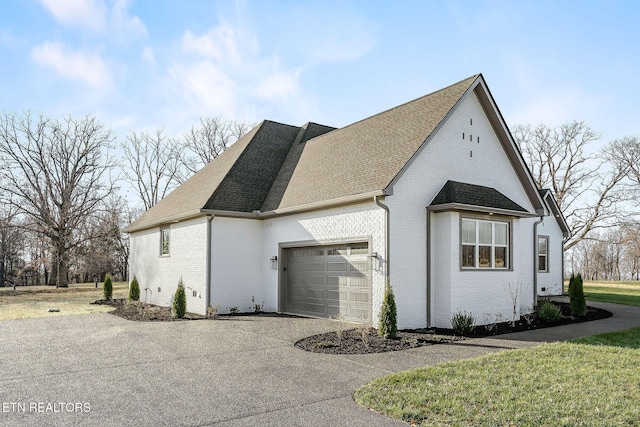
xmin=1 ymin=0 xmax=639 ymax=146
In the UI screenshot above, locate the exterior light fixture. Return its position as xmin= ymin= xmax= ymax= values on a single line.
xmin=270 ymin=256 xmax=278 ymax=270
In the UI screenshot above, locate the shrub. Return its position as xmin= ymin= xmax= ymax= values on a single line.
xmin=538 ymin=300 xmax=562 ymax=322
xmin=129 ymin=276 xmax=140 ymax=301
xmin=569 ymin=273 xmax=587 ymax=317
xmin=103 ymin=273 xmax=113 ymax=300
xmin=172 ymin=279 xmax=187 ymax=319
xmin=450 ymin=310 xmax=475 ymax=335
xmin=378 ymin=282 xmax=398 ymax=339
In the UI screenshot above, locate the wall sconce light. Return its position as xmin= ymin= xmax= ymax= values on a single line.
xmin=370 ymin=252 xmax=380 ymax=272
xmin=270 ymin=255 xmax=278 ymax=270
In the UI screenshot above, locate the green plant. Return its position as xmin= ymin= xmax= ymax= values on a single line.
xmin=171 ymin=279 xmax=186 ymax=319
xmin=103 ymin=274 xmax=113 ymax=300
xmin=251 ymin=296 xmax=264 ymax=313
xmin=128 ymin=276 xmax=140 ymax=301
xmin=569 ymin=273 xmax=587 ymax=317
xmin=378 ymin=282 xmax=398 ymax=339
xmin=538 ymin=300 xmax=562 ymax=322
xmin=450 ymin=310 xmax=475 ymax=335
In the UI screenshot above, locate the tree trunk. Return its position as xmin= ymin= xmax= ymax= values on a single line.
xmin=0 ymin=256 xmax=5 ymax=287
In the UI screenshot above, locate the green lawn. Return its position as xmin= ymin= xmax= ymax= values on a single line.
xmin=355 ymin=328 xmax=640 ymax=426
xmin=564 ymin=280 xmax=640 ymax=307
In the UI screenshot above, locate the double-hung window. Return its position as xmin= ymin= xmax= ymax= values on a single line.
xmin=538 ymin=236 xmax=549 ymax=272
xmin=461 ymin=218 xmax=509 ymax=269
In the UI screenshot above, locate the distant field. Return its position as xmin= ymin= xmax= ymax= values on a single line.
xmin=564 ymin=280 xmax=640 ymax=307
xmin=0 ymin=282 xmax=128 ymax=321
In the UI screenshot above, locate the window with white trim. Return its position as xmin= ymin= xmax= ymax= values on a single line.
xmin=538 ymin=236 xmax=548 ymax=272
xmin=461 ymin=218 xmax=509 ymax=269
xmin=160 ymin=227 xmax=170 ymax=256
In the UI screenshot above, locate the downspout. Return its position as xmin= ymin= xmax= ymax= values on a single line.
xmin=374 ymin=196 xmax=390 ymax=280
xmin=426 ymin=209 xmax=432 ymax=328
xmin=533 ymin=216 xmax=544 ymax=305
xmin=562 ymin=234 xmax=570 ymax=294
xmin=205 ymin=215 xmax=214 ymax=313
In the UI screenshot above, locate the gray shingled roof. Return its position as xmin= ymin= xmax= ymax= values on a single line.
xmin=430 ymin=180 xmax=527 ymax=213
xmin=275 ymin=75 xmax=479 ymax=210
xmin=125 ymin=75 xmax=482 ymax=232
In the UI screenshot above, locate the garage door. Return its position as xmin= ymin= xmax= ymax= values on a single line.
xmin=285 ymin=243 xmax=371 ymax=323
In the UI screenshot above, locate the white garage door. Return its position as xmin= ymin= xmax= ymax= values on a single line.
xmin=285 ymin=243 xmax=371 ymax=323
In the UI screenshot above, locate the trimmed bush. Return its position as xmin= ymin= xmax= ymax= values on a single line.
xmin=450 ymin=310 xmax=475 ymax=335
xmin=103 ymin=273 xmax=113 ymax=300
xmin=129 ymin=276 xmax=140 ymax=301
xmin=538 ymin=300 xmax=562 ymax=322
xmin=378 ymin=282 xmax=398 ymax=339
xmin=172 ymin=279 xmax=187 ymax=319
xmin=569 ymin=273 xmax=587 ymax=317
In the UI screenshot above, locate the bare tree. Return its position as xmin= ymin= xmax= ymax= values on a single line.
xmin=0 ymin=112 xmax=116 ymax=287
xmin=179 ymin=117 xmax=251 ymax=182
xmin=513 ymin=121 xmax=630 ymax=249
xmin=0 ymin=204 xmax=23 ymax=287
xmin=121 ymin=129 xmax=183 ymax=210
xmin=606 ymin=136 xmax=640 ymax=199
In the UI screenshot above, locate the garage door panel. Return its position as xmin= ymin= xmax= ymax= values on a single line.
xmin=327 ymin=262 xmax=348 ymax=271
xmin=286 ymin=243 xmax=371 ymax=323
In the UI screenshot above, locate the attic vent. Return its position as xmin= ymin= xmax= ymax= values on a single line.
xmin=477 ymin=136 xmax=480 ymax=143
xmin=462 ymin=132 xmax=465 ymax=139
xmin=469 ymin=134 xmax=473 ymax=142
xmin=470 ymin=118 xmax=473 ymax=125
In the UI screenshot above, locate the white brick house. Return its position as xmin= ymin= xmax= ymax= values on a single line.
xmin=125 ymin=74 xmax=570 ymax=329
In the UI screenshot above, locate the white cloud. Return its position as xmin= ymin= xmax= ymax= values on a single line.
xmin=39 ymin=0 xmax=108 ymax=32
xmin=141 ymin=46 xmax=155 ymax=64
xmin=170 ymin=21 xmax=301 ymax=119
xmin=39 ymin=0 xmax=146 ymax=41
xmin=308 ymin=29 xmax=376 ymax=65
xmin=169 ymin=61 xmax=236 ymax=115
xmin=31 ymin=41 xmax=112 ymax=89
xmin=111 ymin=0 xmax=147 ymax=39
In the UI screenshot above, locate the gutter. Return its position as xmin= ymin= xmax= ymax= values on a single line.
xmin=533 ymin=216 xmax=544 ymax=305
xmin=374 ymin=196 xmax=390 ymax=280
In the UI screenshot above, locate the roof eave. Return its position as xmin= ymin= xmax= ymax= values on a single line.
xmin=123 ymin=209 xmax=205 ymax=233
xmin=427 ymin=202 xmax=538 ymax=218
xmin=261 ymin=190 xmax=387 ymax=218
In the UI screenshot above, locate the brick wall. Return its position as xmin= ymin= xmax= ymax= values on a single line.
xmin=129 ymin=217 xmax=208 ymax=315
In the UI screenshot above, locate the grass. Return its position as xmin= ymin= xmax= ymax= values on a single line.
xmin=356 ymin=283 xmax=640 ymax=427
xmin=355 ymin=331 xmax=640 ymax=426
xmin=564 ymin=280 xmax=640 ymax=307
xmin=0 ymin=282 xmax=128 ymax=321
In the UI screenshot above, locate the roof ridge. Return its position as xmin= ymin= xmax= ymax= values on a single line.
xmin=317 ymin=74 xmax=480 ymax=136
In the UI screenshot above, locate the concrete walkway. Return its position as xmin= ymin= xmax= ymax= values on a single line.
xmin=0 ymin=299 xmax=638 ymax=427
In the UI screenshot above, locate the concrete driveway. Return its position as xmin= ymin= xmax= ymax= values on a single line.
xmin=1 ymin=299 xmax=639 ymax=427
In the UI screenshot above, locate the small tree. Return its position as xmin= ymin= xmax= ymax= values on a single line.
xmin=129 ymin=276 xmax=140 ymax=301
xmin=103 ymin=273 xmax=113 ymax=300
xmin=569 ymin=273 xmax=587 ymax=317
xmin=378 ymin=282 xmax=397 ymax=339
xmin=172 ymin=279 xmax=187 ymax=319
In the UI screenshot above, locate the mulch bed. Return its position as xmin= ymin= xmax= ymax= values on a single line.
xmin=295 ymin=302 xmax=612 ymax=354
xmin=94 ymin=299 xmax=612 ymax=354
xmin=92 ymin=299 xmax=207 ymax=321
